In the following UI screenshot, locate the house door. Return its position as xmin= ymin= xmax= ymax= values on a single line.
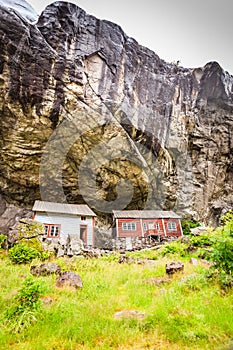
xmin=80 ymin=225 xmax=87 ymax=244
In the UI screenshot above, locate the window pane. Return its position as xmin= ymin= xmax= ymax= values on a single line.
xmin=55 ymin=227 xmax=59 ymax=236
xmin=168 ymin=222 xmax=177 ymax=230
xmin=148 ymin=222 xmax=154 ymax=229
xmin=50 ymin=226 xmax=55 ymax=236
xmin=122 ymin=222 xmax=127 ymax=230
xmin=122 ymin=222 xmax=136 ymax=231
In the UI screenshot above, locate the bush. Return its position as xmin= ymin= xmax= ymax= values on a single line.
xmin=210 ymin=236 xmax=233 ymax=275
xmin=219 ymin=273 xmax=233 ymax=290
xmin=220 ymin=210 xmax=233 ymax=236
xmin=179 ymin=273 xmax=208 ymax=292
xmin=5 ymin=275 xmax=47 ymax=332
xmin=205 ymin=269 xmax=233 ymax=291
xmin=201 ymin=212 xmax=233 ymax=278
xmin=40 ymin=250 xmax=52 ymax=261
xmin=8 ymin=244 xmax=40 ymax=264
xmin=0 ymin=233 xmax=7 ymax=248
xmin=207 ymin=211 xmax=233 ymax=276
xmin=190 ymin=234 xmax=213 ymax=248
xmin=181 ymin=219 xmax=200 ymax=235
xmin=160 ymin=241 xmax=186 ymax=257
xmin=14 ymin=275 xmax=47 ymax=310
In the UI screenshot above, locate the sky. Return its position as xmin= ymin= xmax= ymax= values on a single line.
xmin=27 ymin=0 xmax=233 ymax=74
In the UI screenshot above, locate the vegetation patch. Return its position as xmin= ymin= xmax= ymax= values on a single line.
xmin=8 ymin=244 xmax=40 ymax=264
xmin=4 ymin=275 xmax=47 ymax=333
xmin=0 ymin=211 xmax=233 ymax=349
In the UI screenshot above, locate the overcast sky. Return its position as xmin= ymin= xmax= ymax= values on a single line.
xmin=27 ymin=0 xmax=233 ymax=74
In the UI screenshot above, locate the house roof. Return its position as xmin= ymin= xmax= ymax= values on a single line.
xmin=33 ymin=201 xmax=96 ymax=216
xmin=112 ymin=210 xmax=181 ymax=219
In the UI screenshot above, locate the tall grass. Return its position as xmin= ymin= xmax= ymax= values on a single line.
xmin=0 ymin=251 xmax=233 ymax=349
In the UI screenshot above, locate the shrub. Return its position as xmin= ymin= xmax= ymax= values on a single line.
xmin=40 ymin=250 xmax=52 ymax=261
xmin=5 ymin=275 xmax=47 ymax=332
xmin=14 ymin=275 xmax=47 ymax=310
xmin=160 ymin=241 xmax=186 ymax=257
xmin=0 ymin=233 xmax=7 ymax=248
xmin=219 ymin=273 xmax=233 ymax=290
xmin=8 ymin=244 xmax=40 ymax=264
xmin=190 ymin=234 xmax=213 ymax=248
xmin=181 ymin=219 xmax=200 ymax=235
xmin=207 ymin=211 xmax=233 ymax=276
xmin=210 ymin=236 xmax=233 ymax=275
xmin=220 ymin=210 xmax=233 ymax=236
xmin=179 ymin=273 xmax=208 ymax=292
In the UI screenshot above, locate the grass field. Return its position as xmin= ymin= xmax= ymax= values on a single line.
xmin=0 ymin=248 xmax=233 ymax=350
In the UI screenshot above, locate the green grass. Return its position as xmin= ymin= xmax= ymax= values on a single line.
xmin=0 ymin=251 xmax=233 ymax=350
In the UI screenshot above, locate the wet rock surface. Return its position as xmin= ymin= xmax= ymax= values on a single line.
xmin=0 ymin=1 xmax=232 ymax=232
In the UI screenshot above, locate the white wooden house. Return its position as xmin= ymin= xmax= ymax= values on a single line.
xmin=33 ymin=201 xmax=96 ymax=246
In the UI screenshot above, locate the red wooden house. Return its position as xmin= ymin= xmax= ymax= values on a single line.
xmin=112 ymin=210 xmax=183 ymax=239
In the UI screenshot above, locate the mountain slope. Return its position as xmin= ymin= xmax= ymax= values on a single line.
xmin=0 ymin=1 xmax=232 ymax=231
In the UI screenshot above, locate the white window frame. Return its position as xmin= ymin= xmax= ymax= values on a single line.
xmin=44 ymin=224 xmax=61 ymax=238
xmin=122 ymin=222 xmax=136 ymax=231
xmin=155 ymin=222 xmax=160 ymax=230
xmin=143 ymin=222 xmax=147 ymax=231
xmin=167 ymin=222 xmax=177 ymax=231
xmin=148 ymin=222 xmax=154 ymax=229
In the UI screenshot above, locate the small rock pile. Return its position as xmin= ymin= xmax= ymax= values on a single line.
xmin=166 ymin=261 xmax=184 ymax=275
xmin=30 ymin=262 xmax=83 ymax=291
xmin=30 ymin=262 xmax=61 ymax=276
xmin=42 ymin=235 xmax=106 ymax=258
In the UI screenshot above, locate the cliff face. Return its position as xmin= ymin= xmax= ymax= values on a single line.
xmin=0 ymin=1 xmax=232 ymax=231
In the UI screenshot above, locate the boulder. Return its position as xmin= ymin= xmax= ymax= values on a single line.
xmin=58 ymin=236 xmax=70 ymax=247
xmin=57 ymin=247 xmax=66 ymax=258
xmin=190 ymin=226 xmax=208 ymax=236
xmin=189 ymin=258 xmax=199 ymax=265
xmin=30 ymin=262 xmax=61 ymax=276
xmin=118 ymin=255 xmax=134 ymax=264
xmin=67 ymin=236 xmax=84 ymax=256
xmin=42 ymin=238 xmax=59 ymax=252
xmin=82 ymin=248 xmax=102 ymax=258
xmin=166 ymin=261 xmax=184 ymax=275
xmin=56 ymin=271 xmax=83 ymax=289
xmin=114 ymin=310 xmax=146 ymax=320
